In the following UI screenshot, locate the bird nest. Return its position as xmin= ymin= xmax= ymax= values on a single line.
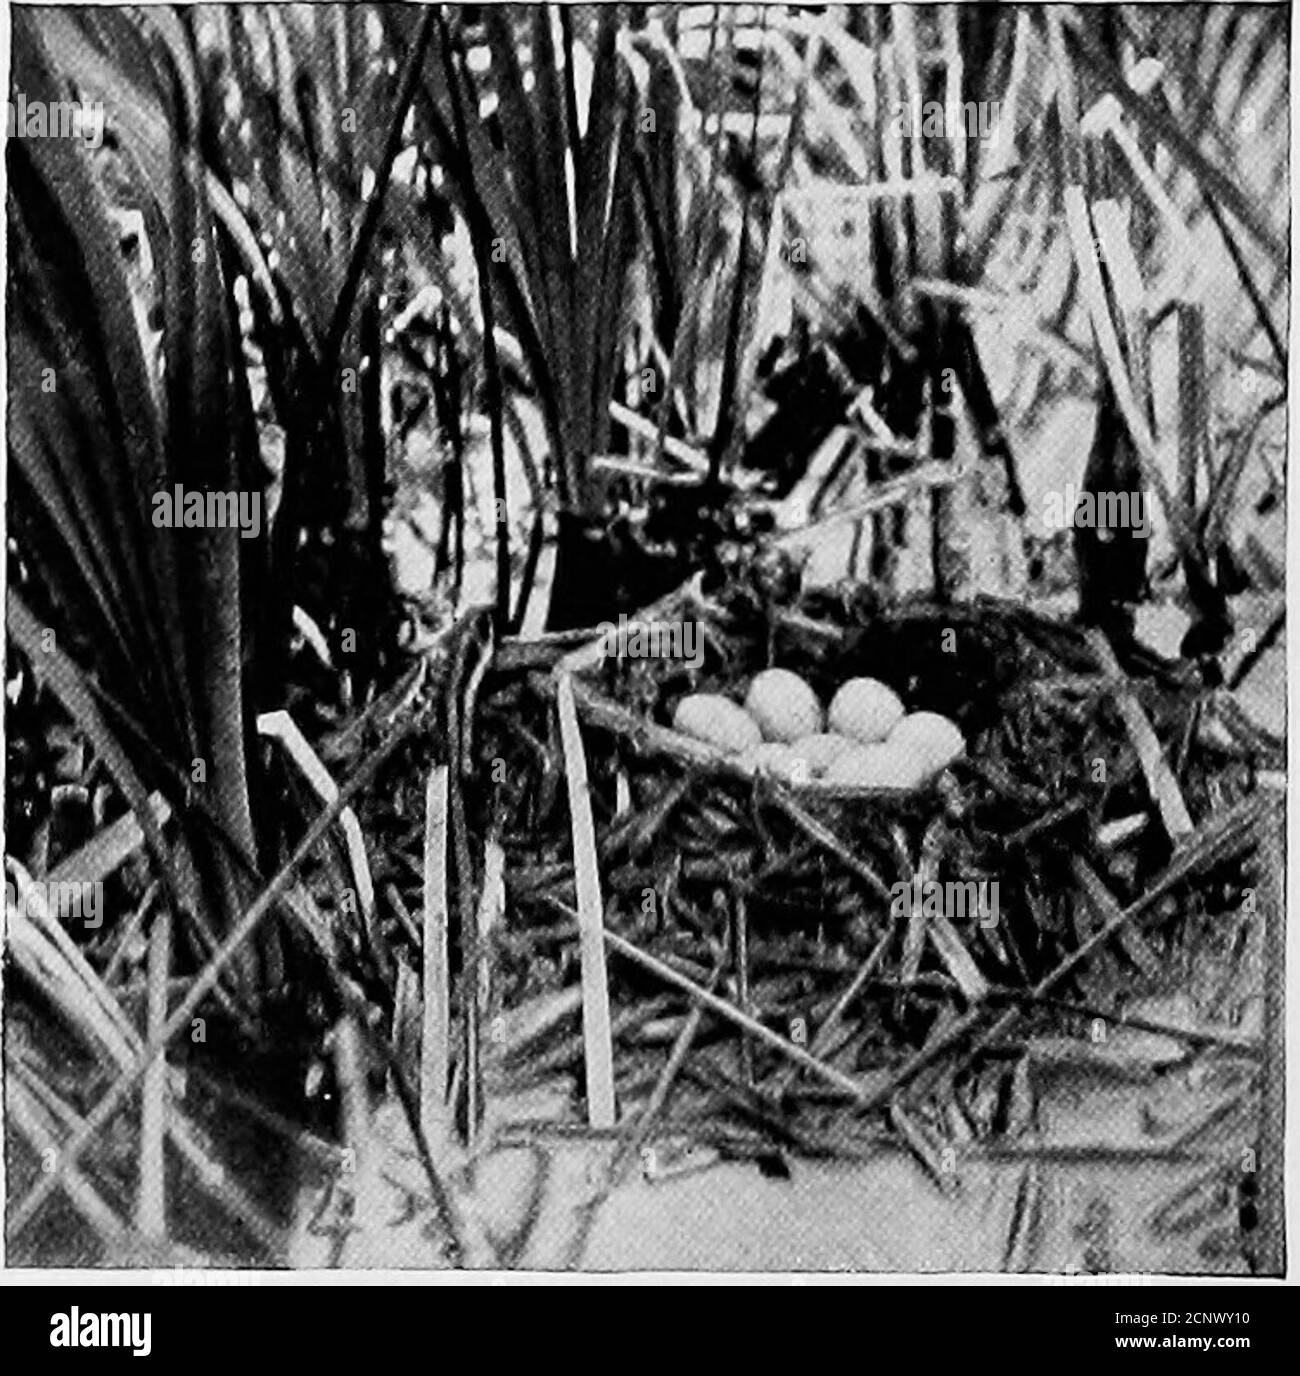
xmin=462 ymin=561 xmax=1278 ymax=1178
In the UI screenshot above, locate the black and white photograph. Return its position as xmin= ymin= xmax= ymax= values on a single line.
xmin=1 ymin=1 xmax=1290 ymax=1283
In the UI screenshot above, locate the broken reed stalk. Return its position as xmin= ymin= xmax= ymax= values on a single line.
xmin=732 ymin=890 xmax=754 ymax=1085
xmin=556 ymin=672 xmax=617 ymax=1128
xmin=48 ymin=793 xmax=173 ymax=886
xmin=258 ymin=710 xmax=378 ymax=935
xmin=421 ymin=765 xmax=452 ymax=1147
xmin=137 ymin=905 xmax=170 ymax=1239
xmin=385 ymin=881 xmax=421 ymax=949
xmin=390 ymin=956 xmax=420 ymax=1093
xmin=460 ymin=635 xmax=496 ymax=777
xmin=331 ymin=1014 xmax=371 ymax=1175
xmin=899 ymin=822 xmax=935 ymax=992
xmin=446 ymin=649 xmax=482 ymax=1145
xmin=910 ymin=819 xmax=989 ymax=1004
xmin=1176 ymin=303 xmax=1205 ymax=541
xmin=9 ymin=713 xmax=425 ymax=1239
xmin=475 ymin=836 xmax=505 ymax=1028
xmin=926 ymin=907 xmax=989 ymax=1003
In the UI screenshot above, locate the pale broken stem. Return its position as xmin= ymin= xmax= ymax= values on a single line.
xmin=48 ymin=793 xmax=172 ymax=887
xmin=732 ymin=890 xmax=755 ymax=1085
xmin=1045 ymin=12 xmax=1196 ymax=568
xmin=609 ymin=398 xmax=710 ymax=473
xmin=770 ymin=426 xmax=858 ymax=531
xmin=1085 ymin=629 xmax=1194 ymax=841
xmin=331 ymin=1014 xmax=372 ymax=1177
xmin=257 ymin=710 xmax=378 ymax=932
xmin=899 ymin=821 xmax=938 ymax=990
xmin=774 ymin=458 xmax=966 ymax=554
xmin=385 ymin=881 xmax=421 ymax=949
xmin=926 ymin=909 xmax=990 ymax=1005
xmin=460 ymin=628 xmax=497 ymax=777
xmin=1061 ymin=186 xmax=1198 ymax=573
xmin=516 ymin=506 xmax=557 ymax=646
xmin=1092 ymin=199 xmax=1154 ymax=414
xmin=137 ymin=905 xmax=171 ymax=1239
xmin=556 ymin=673 xmax=617 ymax=1129
xmin=421 ymin=765 xmax=452 ymax=1149
xmin=390 ymin=957 xmax=420 ymax=1097
xmin=475 ymin=836 xmax=505 ymax=1026
xmin=1097 ymin=813 xmax=1149 ymax=851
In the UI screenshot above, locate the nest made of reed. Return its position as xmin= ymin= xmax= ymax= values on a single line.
xmin=463 ymin=567 xmax=1274 ymax=1158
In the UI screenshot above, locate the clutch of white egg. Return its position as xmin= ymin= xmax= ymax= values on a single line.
xmin=672 ymin=669 xmax=964 ymax=790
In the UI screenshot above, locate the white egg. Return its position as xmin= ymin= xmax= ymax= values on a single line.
xmin=744 ymin=668 xmax=824 ymax=743
xmin=888 ymin=712 xmax=965 ymax=773
xmin=672 ymin=694 xmax=763 ymax=753
xmin=828 ymin=678 xmax=905 ymax=744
